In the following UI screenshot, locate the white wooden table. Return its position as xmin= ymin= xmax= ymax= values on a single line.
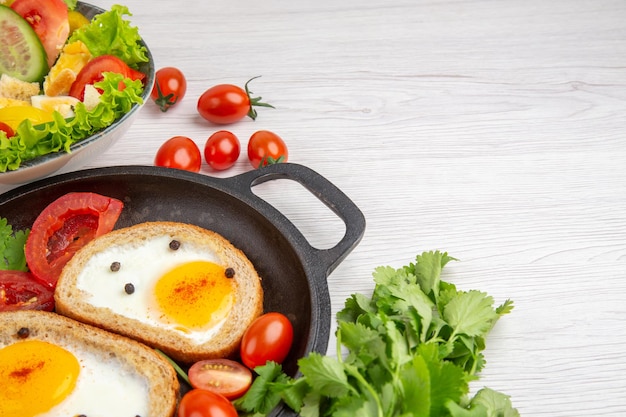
xmin=4 ymin=0 xmax=626 ymax=415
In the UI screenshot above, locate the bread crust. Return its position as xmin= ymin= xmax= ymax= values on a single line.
xmin=0 ymin=310 xmax=179 ymax=417
xmin=55 ymin=221 xmax=264 ymax=364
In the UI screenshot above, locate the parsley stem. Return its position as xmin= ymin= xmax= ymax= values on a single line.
xmin=155 ymin=349 xmax=191 ymax=386
xmin=337 ymin=325 xmax=383 ymax=416
xmin=345 ymin=363 xmax=384 ymax=417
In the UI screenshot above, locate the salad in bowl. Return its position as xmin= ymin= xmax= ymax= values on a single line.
xmin=0 ymin=0 xmax=154 ymax=184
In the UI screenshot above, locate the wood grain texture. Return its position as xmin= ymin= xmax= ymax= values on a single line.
xmin=2 ymin=0 xmax=626 ymax=414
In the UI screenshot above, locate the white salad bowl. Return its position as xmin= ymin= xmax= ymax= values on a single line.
xmin=0 ymin=2 xmax=155 ymax=185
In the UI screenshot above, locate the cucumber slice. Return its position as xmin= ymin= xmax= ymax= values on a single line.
xmin=0 ymin=5 xmax=49 ymax=83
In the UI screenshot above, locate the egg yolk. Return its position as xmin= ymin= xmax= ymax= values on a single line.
xmin=154 ymin=261 xmax=235 ymax=330
xmin=0 ymin=340 xmax=80 ymax=417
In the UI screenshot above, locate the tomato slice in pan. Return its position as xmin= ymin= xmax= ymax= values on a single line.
xmin=0 ymin=270 xmax=55 ymax=312
xmin=69 ymin=55 xmax=145 ymax=101
xmin=11 ymin=0 xmax=70 ymax=67
xmin=24 ymin=192 xmax=124 ymax=288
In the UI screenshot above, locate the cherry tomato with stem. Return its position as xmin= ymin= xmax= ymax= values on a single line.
xmin=240 ymin=312 xmax=294 ymax=369
xmin=151 ymin=67 xmax=187 ymax=112
xmin=204 ymin=131 xmax=240 ymax=171
xmin=197 ymin=76 xmax=274 ymax=125
xmin=24 ymin=192 xmax=124 ymax=288
xmin=247 ymin=130 xmax=288 ymax=169
xmin=188 ymin=358 xmax=252 ymax=400
xmin=178 ymin=389 xmax=238 ymax=417
xmin=155 ymin=136 xmax=202 ymax=172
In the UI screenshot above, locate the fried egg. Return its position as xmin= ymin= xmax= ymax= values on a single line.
xmin=0 ymin=338 xmax=149 ymax=417
xmin=74 ymin=234 xmax=236 ymax=344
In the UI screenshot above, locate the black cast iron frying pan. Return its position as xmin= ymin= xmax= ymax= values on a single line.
xmin=0 ymin=162 xmax=365 ymax=416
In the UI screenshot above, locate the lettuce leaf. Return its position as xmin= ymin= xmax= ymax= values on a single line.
xmin=68 ymin=5 xmax=148 ymax=67
xmin=63 ymin=0 xmax=77 ymax=10
xmin=0 ymin=73 xmax=144 ymax=172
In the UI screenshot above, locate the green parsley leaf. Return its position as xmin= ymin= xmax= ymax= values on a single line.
xmin=298 ymin=352 xmax=352 ymax=398
xmin=444 ymin=290 xmax=500 ymax=338
xmin=0 ymin=218 xmax=29 ymax=271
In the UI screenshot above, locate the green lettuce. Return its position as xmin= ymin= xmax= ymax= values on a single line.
xmin=0 ymin=73 xmax=144 ymax=172
xmin=69 ymin=5 xmax=149 ymax=67
xmin=63 ymin=0 xmax=77 ymax=10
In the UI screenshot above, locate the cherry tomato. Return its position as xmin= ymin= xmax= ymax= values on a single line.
xmin=155 ymin=136 xmax=202 ymax=172
xmin=24 ymin=192 xmax=124 ymax=288
xmin=0 ymin=271 xmax=55 ymax=312
xmin=0 ymin=121 xmax=15 ymax=138
xmin=151 ymin=67 xmax=187 ymax=112
xmin=11 ymin=0 xmax=69 ymax=67
xmin=197 ymin=76 xmax=274 ymax=124
xmin=204 ymin=131 xmax=240 ymax=171
xmin=188 ymin=359 xmax=252 ymax=400
xmin=247 ymin=130 xmax=288 ymax=168
xmin=240 ymin=312 xmax=294 ymax=369
xmin=178 ymin=389 xmax=238 ymax=417
xmin=69 ymin=55 xmax=145 ymax=101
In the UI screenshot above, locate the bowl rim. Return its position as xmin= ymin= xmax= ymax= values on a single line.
xmin=0 ymin=1 xmax=155 ymax=175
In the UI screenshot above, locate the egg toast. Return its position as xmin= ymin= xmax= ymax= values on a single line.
xmin=0 ymin=310 xmax=179 ymax=417
xmin=55 ymin=221 xmax=264 ymax=364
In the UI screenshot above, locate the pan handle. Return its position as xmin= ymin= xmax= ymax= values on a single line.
xmin=223 ymin=163 xmax=366 ymax=277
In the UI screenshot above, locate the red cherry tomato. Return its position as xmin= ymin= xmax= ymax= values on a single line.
xmin=11 ymin=0 xmax=69 ymax=67
xmin=155 ymin=136 xmax=202 ymax=172
xmin=204 ymin=131 xmax=240 ymax=171
xmin=24 ymin=192 xmax=124 ymax=288
xmin=247 ymin=130 xmax=288 ymax=168
xmin=240 ymin=312 xmax=294 ymax=369
xmin=0 ymin=271 xmax=55 ymax=312
xmin=0 ymin=122 xmax=15 ymax=138
xmin=197 ymin=76 xmax=273 ymax=125
xmin=151 ymin=67 xmax=187 ymax=112
xmin=69 ymin=55 xmax=145 ymax=101
xmin=188 ymin=359 xmax=252 ymax=400
xmin=178 ymin=389 xmax=238 ymax=417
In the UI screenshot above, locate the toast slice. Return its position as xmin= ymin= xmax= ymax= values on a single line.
xmin=0 ymin=310 xmax=179 ymax=417
xmin=55 ymin=221 xmax=264 ymax=364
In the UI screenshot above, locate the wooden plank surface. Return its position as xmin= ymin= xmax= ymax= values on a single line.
xmin=2 ymin=0 xmax=625 ymax=414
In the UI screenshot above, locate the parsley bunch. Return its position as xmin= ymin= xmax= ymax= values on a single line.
xmin=235 ymin=251 xmax=519 ymax=417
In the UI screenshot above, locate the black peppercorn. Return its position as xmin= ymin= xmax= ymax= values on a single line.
xmin=124 ymin=283 xmax=135 ymax=294
xmin=169 ymin=240 xmax=180 ymax=250
xmin=225 ymin=267 xmax=235 ymax=278
xmin=110 ymin=261 xmax=121 ymax=272
xmin=17 ymin=327 xmax=30 ymax=338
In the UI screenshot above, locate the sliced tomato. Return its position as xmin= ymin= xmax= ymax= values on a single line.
xmin=0 ymin=270 xmax=55 ymax=312
xmin=0 ymin=121 xmax=15 ymax=138
xmin=24 ymin=192 xmax=124 ymax=288
xmin=11 ymin=0 xmax=70 ymax=67
xmin=69 ymin=55 xmax=146 ymax=101
xmin=188 ymin=359 xmax=252 ymax=400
